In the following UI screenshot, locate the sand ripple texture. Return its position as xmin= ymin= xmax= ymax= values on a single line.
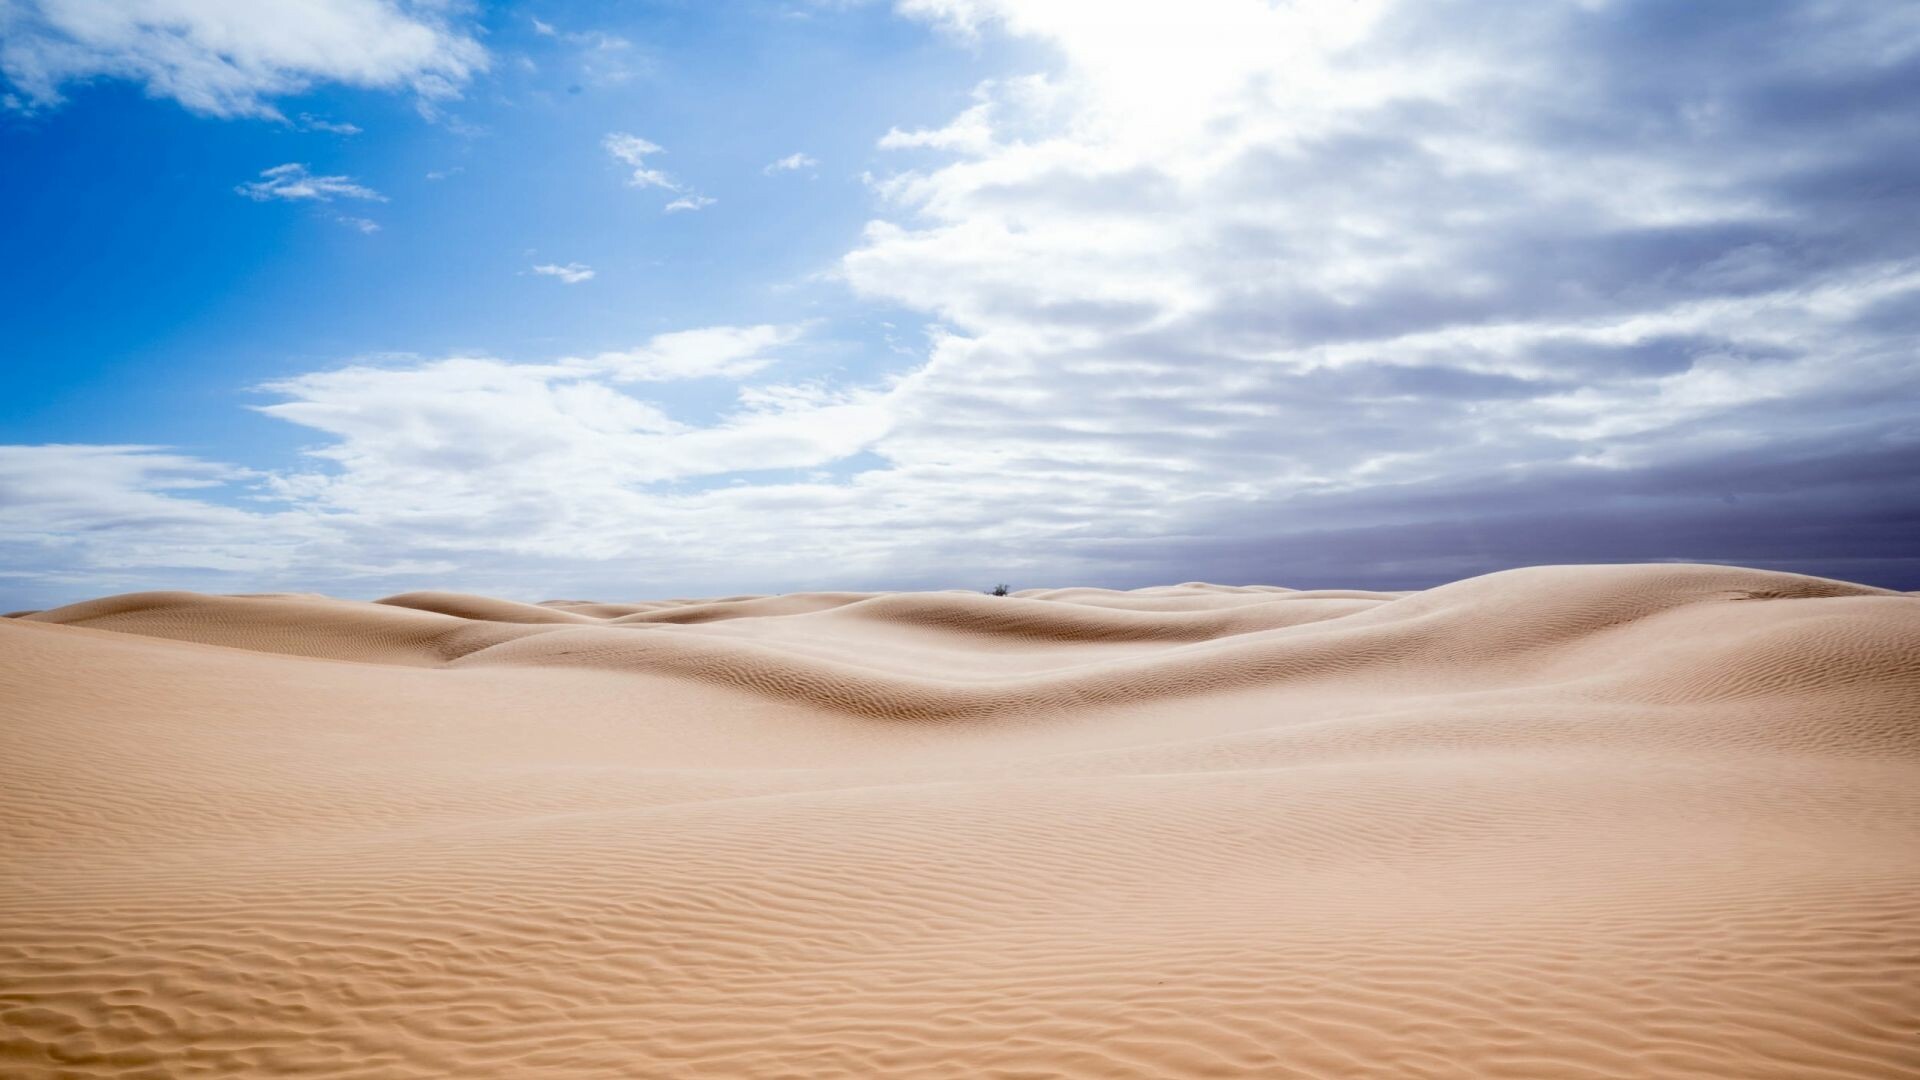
xmin=3 ymin=563 xmax=1919 ymax=1079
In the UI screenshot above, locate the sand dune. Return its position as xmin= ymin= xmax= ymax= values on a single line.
xmin=3 ymin=564 xmax=1918 ymax=1078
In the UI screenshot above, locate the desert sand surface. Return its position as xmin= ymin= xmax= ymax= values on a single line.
xmin=3 ymin=562 xmax=1918 ymax=1079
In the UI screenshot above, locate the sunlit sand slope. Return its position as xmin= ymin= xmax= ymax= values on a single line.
xmin=3 ymin=563 xmax=1918 ymax=1079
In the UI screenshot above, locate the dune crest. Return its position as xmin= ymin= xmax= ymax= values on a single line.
xmin=4 ymin=563 xmax=1918 ymax=1079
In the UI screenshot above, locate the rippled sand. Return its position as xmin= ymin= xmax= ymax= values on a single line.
xmin=3 ymin=563 xmax=1918 ymax=1078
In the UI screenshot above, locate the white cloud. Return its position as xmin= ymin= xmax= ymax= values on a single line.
xmin=605 ymin=132 xmax=715 ymax=210
xmin=581 ymin=324 xmax=803 ymax=381
xmin=337 ymin=216 xmax=381 ymax=234
xmin=567 ymin=30 xmax=640 ymax=86
xmin=235 ymin=324 xmax=881 ymax=563
xmin=0 ymin=445 xmax=304 ymax=589
xmin=0 ymin=0 xmax=486 ymax=120
xmin=603 ymin=132 xmax=677 ymax=189
xmin=0 ymin=324 xmax=871 ymax=600
xmin=237 ymin=163 xmax=384 ymax=203
xmin=530 ymin=21 xmax=645 ymax=87
xmin=531 ymin=262 xmax=596 ymax=284
xmin=297 ymin=114 xmax=362 ymax=135
xmin=878 ymin=101 xmax=993 ymax=154
xmin=764 ymin=151 xmax=819 ymax=174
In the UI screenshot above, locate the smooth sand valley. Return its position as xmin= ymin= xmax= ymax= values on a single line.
xmin=3 ymin=563 xmax=1918 ymax=1078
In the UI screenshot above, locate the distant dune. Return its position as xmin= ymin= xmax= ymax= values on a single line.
xmin=3 ymin=564 xmax=1917 ymax=1078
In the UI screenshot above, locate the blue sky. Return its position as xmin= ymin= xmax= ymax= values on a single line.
xmin=2 ymin=3 xmax=1003 ymax=461
xmin=3 ymin=0 xmax=1918 ymax=607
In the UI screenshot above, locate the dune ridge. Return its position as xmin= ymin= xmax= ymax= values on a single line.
xmin=3 ymin=563 xmax=1918 ymax=1078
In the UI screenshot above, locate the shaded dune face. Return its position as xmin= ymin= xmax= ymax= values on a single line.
xmin=2 ymin=564 xmax=1918 ymax=1079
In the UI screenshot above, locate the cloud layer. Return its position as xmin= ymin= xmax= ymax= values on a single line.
xmin=0 ymin=0 xmax=485 ymax=118
xmin=837 ymin=0 xmax=1920 ymax=587
xmin=532 ymin=262 xmax=596 ymax=284
xmin=237 ymin=163 xmax=384 ymax=202
xmin=765 ymin=152 xmax=819 ymax=175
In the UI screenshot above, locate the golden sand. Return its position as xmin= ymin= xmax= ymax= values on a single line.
xmin=3 ymin=563 xmax=1918 ymax=1078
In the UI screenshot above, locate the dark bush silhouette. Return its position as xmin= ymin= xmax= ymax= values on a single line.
xmin=989 ymin=584 xmax=1011 ymax=596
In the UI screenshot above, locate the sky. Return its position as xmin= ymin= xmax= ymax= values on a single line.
xmin=2 ymin=0 xmax=1918 ymax=607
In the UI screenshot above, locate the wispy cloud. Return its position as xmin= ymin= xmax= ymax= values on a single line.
xmin=296 ymin=114 xmax=361 ymax=135
xmin=236 ymin=164 xmax=385 ymax=203
xmin=764 ymin=152 xmax=819 ymax=175
xmin=603 ymin=134 xmax=714 ymax=211
xmin=878 ymin=102 xmax=993 ymax=154
xmin=580 ymin=324 xmax=803 ymax=381
xmin=602 ymin=132 xmax=677 ymax=189
xmin=532 ymin=262 xmax=596 ymax=284
xmin=566 ymin=30 xmax=641 ymax=86
xmin=0 ymin=0 xmax=486 ymax=120
xmin=528 ymin=18 xmax=645 ymax=88
xmin=337 ymin=216 xmax=381 ymax=235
